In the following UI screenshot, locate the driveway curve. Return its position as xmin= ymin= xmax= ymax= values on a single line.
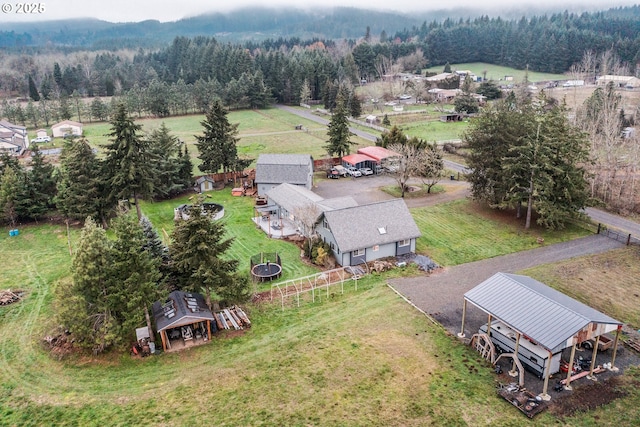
xmin=388 ymin=234 xmax=625 ymax=337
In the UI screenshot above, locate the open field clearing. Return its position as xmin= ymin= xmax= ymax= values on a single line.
xmin=424 ymin=62 xmax=567 ymax=83
xmin=411 ymin=199 xmax=590 ymax=266
xmin=522 ymin=246 xmax=640 ymax=329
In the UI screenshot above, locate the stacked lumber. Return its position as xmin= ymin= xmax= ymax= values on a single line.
xmin=215 ymin=306 xmax=251 ymax=330
xmin=0 ymin=290 xmax=23 ymax=305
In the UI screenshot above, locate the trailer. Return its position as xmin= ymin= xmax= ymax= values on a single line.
xmin=480 ymin=321 xmax=562 ymax=378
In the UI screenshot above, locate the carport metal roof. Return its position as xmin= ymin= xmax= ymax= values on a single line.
xmin=342 ymin=153 xmax=376 ymax=166
xmin=464 ymin=273 xmax=621 ymax=354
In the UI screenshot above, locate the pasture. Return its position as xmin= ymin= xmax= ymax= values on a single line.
xmin=424 ymin=62 xmax=568 ymax=83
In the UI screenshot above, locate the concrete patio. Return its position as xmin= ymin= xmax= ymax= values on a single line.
xmin=252 ymin=214 xmax=300 ymax=239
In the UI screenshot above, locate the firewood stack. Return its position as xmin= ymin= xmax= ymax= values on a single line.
xmin=214 ymin=305 xmax=251 ymax=330
xmin=0 ymin=289 xmax=23 ymax=305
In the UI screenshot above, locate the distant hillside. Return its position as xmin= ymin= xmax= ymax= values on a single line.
xmin=0 ymin=7 xmax=427 ymax=50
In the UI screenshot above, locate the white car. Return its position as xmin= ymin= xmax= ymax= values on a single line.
xmin=359 ymin=167 xmax=374 ymax=176
xmin=399 ymin=94 xmax=412 ymax=100
xmin=346 ymin=167 xmax=362 ymax=177
xmin=31 ymin=136 xmax=51 ymax=143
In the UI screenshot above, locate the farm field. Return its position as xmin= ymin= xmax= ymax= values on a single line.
xmin=424 ymin=62 xmax=568 ymax=83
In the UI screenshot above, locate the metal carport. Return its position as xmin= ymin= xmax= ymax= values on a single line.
xmin=459 ymin=272 xmax=622 ymax=400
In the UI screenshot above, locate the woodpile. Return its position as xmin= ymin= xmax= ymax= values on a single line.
xmin=214 ymin=306 xmax=251 ymax=331
xmin=0 ymin=289 xmax=24 ymax=305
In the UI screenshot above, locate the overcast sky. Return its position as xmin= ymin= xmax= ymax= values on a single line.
xmin=1 ymin=0 xmax=637 ymax=23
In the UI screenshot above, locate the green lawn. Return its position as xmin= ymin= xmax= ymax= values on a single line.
xmin=411 ymin=199 xmax=590 ymax=266
xmin=424 ymin=62 xmax=568 ymax=83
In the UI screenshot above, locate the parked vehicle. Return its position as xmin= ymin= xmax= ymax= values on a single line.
xmin=31 ymin=136 xmax=51 ymax=143
xmin=327 ymin=168 xmax=340 ymax=179
xmin=359 ymin=167 xmax=374 ymax=176
xmin=346 ymin=166 xmax=362 ymax=177
xmin=333 ymin=165 xmax=348 ymax=177
xmin=479 ymin=321 xmax=562 ymax=378
xmin=399 ymin=94 xmax=412 ymax=100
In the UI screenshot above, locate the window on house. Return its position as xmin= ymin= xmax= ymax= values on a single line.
xmin=353 ymin=248 xmax=365 ymax=256
xmin=398 ymin=239 xmax=410 ymax=247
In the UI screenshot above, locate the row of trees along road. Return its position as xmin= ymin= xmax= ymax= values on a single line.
xmin=465 ymin=91 xmax=592 ymax=229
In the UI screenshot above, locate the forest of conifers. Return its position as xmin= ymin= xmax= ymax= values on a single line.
xmin=1 ymin=5 xmax=639 ymax=109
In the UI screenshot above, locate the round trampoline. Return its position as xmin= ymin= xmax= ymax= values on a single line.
xmin=251 ymin=262 xmax=282 ymax=282
xmin=174 ymin=202 xmax=224 ymax=221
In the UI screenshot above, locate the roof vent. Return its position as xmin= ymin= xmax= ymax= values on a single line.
xmin=378 ymin=226 xmax=387 ymax=235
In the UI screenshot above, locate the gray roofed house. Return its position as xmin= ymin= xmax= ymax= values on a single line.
xmin=255 ymin=154 xmax=313 ymax=196
xmin=0 ymin=121 xmax=29 ymax=155
xmin=317 ymin=198 xmax=421 ymax=266
xmin=464 ymin=272 xmax=621 ymax=354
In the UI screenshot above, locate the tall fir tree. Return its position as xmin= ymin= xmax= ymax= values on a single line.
xmin=28 ymin=75 xmax=40 ymax=101
xmin=195 ymin=101 xmax=240 ymax=179
xmin=56 ymin=139 xmax=104 ymax=222
xmin=148 ymin=123 xmax=184 ymax=199
xmin=324 ymin=95 xmax=355 ymax=158
xmin=60 ymin=217 xmax=117 ymax=354
xmin=169 ymin=197 xmax=247 ymax=309
xmin=110 ymin=211 xmax=162 ymax=345
xmin=104 ymin=103 xmax=154 ymax=220
xmin=22 ymin=144 xmax=56 ymax=220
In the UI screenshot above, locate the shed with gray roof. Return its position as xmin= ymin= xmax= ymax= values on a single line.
xmin=255 ymin=154 xmax=313 ymax=196
xmin=152 ymin=290 xmax=215 ymax=352
xmin=461 ymin=272 xmax=622 ymax=399
xmin=317 ymin=198 xmax=421 ymax=266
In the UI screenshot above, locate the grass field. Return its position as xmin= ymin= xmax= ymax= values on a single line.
xmin=411 ymin=199 xmax=590 ymax=266
xmin=424 ymin=62 xmax=568 ymax=83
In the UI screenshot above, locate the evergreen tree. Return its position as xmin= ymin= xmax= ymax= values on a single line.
xmin=148 ymin=123 xmax=183 ymax=199
xmin=376 ymin=125 xmax=407 ymax=148
xmin=196 ymin=101 xmax=240 ymax=179
xmin=22 ymin=144 xmax=56 ymax=220
xmin=58 ymin=95 xmax=73 ymax=120
xmin=0 ymin=167 xmax=23 ymax=226
xmin=443 ymin=62 xmax=452 ymax=73
xmin=56 ymin=139 xmax=103 ymax=222
xmin=178 ymin=145 xmax=194 ymax=190
xmin=28 ymin=75 xmax=40 ymax=101
xmin=324 ymin=95 xmax=355 ymax=158
xmin=348 ymin=93 xmax=362 ymax=118
xmin=169 ymin=197 xmax=247 ymax=309
xmin=465 ymin=94 xmax=591 ymax=229
xmin=26 ymin=100 xmax=39 ymax=128
xmin=104 ymin=103 xmax=155 ymax=220
xmin=110 ymin=211 xmax=162 ymax=345
xmin=382 ymin=114 xmax=391 ymax=126
xmin=60 ymin=217 xmax=117 ymax=354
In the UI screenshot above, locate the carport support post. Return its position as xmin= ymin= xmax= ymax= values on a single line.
xmin=610 ymin=325 xmax=622 ymax=372
xmin=539 ymin=351 xmax=552 ymax=401
xmin=457 ymin=299 xmax=467 ymax=338
xmin=587 ymin=335 xmax=600 ymax=381
xmin=509 ymin=332 xmax=521 ymax=377
xmin=564 ymin=343 xmax=577 ymax=390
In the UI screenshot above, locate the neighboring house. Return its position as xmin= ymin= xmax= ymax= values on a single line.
xmin=255 ymin=154 xmax=313 ymax=196
xmin=316 ymin=198 xmax=421 ymax=266
xmin=596 ymin=75 xmax=640 ymax=89
xmin=51 ymin=120 xmax=83 ymax=138
xmin=195 ymin=175 xmax=216 ymax=192
xmin=35 ymin=129 xmax=48 ymax=138
xmin=0 ymin=120 xmax=28 ymax=155
xmin=426 ymin=72 xmax=455 ymax=83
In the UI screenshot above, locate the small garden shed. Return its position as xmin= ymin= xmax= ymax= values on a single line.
xmin=152 ymin=291 xmax=215 ymax=352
